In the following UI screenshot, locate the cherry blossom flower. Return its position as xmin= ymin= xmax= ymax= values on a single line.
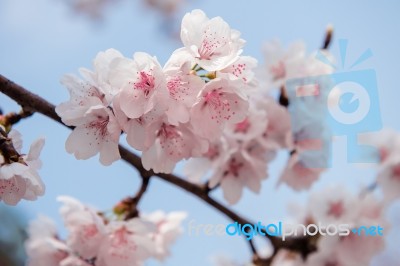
xmin=279 ymin=152 xmax=324 ymax=191
xmin=25 ymin=216 xmax=69 ymax=266
xmin=80 ymin=48 xmax=124 ymax=97
xmin=308 ymin=185 xmax=358 ymax=225
xmin=180 ymin=9 xmax=245 ymax=71
xmin=109 ymin=52 xmax=169 ymax=119
xmin=0 ymin=130 xmax=45 ymax=205
xmin=260 ymin=40 xmax=305 ymax=89
xmin=357 ymin=130 xmax=400 ymax=202
xmin=56 ymin=73 xmax=110 ymax=126
xmin=336 ymin=233 xmax=385 ymax=266
xmin=190 ymin=78 xmax=249 ymax=141
xmin=65 ymin=105 xmax=122 ymax=166
xmin=58 ymin=196 xmax=106 ymax=260
xmin=359 ymin=129 xmax=400 ymax=163
xmin=96 ymin=219 xmax=156 ymax=266
xmin=208 ymin=144 xmax=268 ymax=204
xmin=113 ymin=93 xmax=164 ymax=151
xmin=57 ymin=49 xmax=125 ymax=165
xmin=26 ymin=196 xmax=187 ymax=266
xmin=163 ymin=48 xmax=204 ymax=125
xmin=142 ymin=210 xmax=187 ymax=260
xmin=285 ymin=187 xmax=388 ymax=266
xmin=183 ymin=137 xmax=230 ymax=183
xmin=219 ymin=55 xmax=259 ymax=91
xmin=225 ymin=104 xmax=268 ymax=143
xmin=141 ymin=121 xmax=208 ymax=173
xmin=376 ymin=154 xmax=400 ymax=202
xmin=255 ymin=97 xmax=292 ymax=150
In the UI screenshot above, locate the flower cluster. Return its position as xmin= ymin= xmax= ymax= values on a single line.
xmin=184 ymin=40 xmax=335 ymax=204
xmin=360 ymin=129 xmax=400 ymax=202
xmin=263 ymin=40 xmax=335 ymax=190
xmin=57 ymin=9 xmax=337 ymax=205
xmin=269 ymin=185 xmax=388 ymax=266
xmin=214 ymin=185 xmax=388 ymax=266
xmin=25 ymin=196 xmax=186 ymax=266
xmin=0 ymin=129 xmax=45 ymax=205
xmin=56 ymin=9 xmax=253 ymax=174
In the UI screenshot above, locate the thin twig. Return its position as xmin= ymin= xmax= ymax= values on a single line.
xmin=124 ymin=175 xmax=151 ymax=220
xmin=0 ymin=109 xmax=34 ymax=128
xmin=322 ymin=24 xmax=333 ymax=50
xmin=278 ymin=85 xmax=289 ymax=107
xmin=0 ymin=126 xmax=22 ymax=164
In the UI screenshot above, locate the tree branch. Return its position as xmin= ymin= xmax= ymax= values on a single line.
xmin=123 ymin=175 xmax=151 ymax=220
xmin=0 ymin=126 xmax=21 ymax=164
xmin=0 ymin=74 xmax=317 ymax=261
xmin=322 ymin=24 xmax=333 ymax=50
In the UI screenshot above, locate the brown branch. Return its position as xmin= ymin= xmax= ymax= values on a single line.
xmin=123 ymin=175 xmax=151 ymax=220
xmin=0 ymin=109 xmax=34 ymax=128
xmin=0 ymin=74 xmax=317 ymax=261
xmin=278 ymin=85 xmax=289 ymax=107
xmin=0 ymin=126 xmax=23 ymax=164
xmin=322 ymin=24 xmax=333 ymax=50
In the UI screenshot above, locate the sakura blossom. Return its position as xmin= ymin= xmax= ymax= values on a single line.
xmin=64 ymin=105 xmax=121 ymax=166
xmin=255 ymin=96 xmax=292 ymax=150
xmin=141 ymin=121 xmax=209 ymax=173
xmin=141 ymin=210 xmax=187 ymax=260
xmin=25 ymin=197 xmax=186 ymax=266
xmin=235 ymin=185 xmax=388 ymax=266
xmin=0 ymin=5 xmax=396 ymax=266
xmin=55 ymin=9 xmax=255 ymax=175
xmin=208 ymin=142 xmax=269 ymax=204
xmin=183 ymin=137 xmax=230 ymax=183
xmin=110 ymin=52 xmax=169 ymax=119
xmin=190 ymin=78 xmax=249 ymax=141
xmin=218 ymin=55 xmax=259 ymax=91
xmin=25 ymin=216 xmax=69 ymax=266
xmin=180 ymin=9 xmax=245 ymax=71
xmin=0 ymin=130 xmax=45 ymax=205
xmin=376 ymin=154 xmax=400 ymax=202
xmin=359 ymin=129 xmax=400 ymax=163
xmin=96 ymin=220 xmax=156 ymax=266
xmin=58 ymin=196 xmax=106 ymax=259
xmin=163 ymin=48 xmax=204 ymax=125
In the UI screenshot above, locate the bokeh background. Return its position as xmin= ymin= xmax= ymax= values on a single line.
xmin=1 ymin=0 xmax=400 ymax=265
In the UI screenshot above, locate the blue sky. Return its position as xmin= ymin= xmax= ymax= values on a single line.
xmin=1 ymin=0 xmax=400 ymax=265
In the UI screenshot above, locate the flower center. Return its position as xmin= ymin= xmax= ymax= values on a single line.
xmin=134 ymin=71 xmax=155 ymax=97
xmin=88 ymin=116 xmax=109 ymax=137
